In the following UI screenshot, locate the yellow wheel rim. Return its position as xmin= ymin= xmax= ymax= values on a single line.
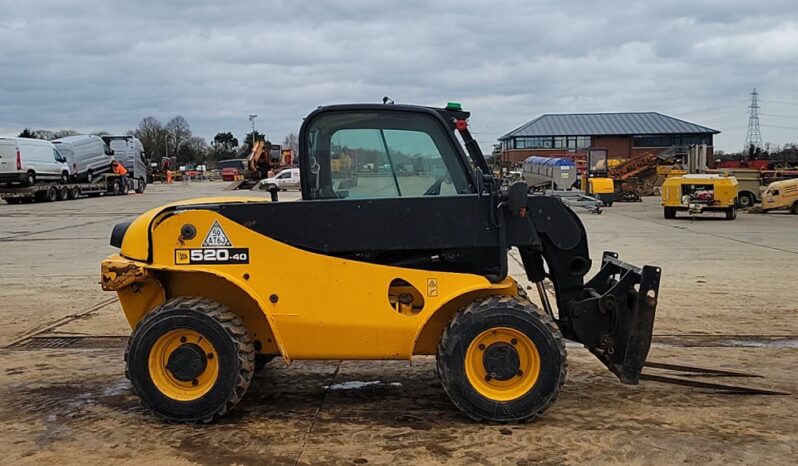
xmin=148 ymin=329 xmax=219 ymax=401
xmin=464 ymin=327 xmax=541 ymax=402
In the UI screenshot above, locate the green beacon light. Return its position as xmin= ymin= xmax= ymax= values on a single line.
xmin=445 ymin=102 xmax=463 ymax=111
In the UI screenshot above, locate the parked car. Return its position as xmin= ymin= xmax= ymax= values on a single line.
xmin=52 ymin=135 xmax=114 ymax=182
xmin=0 ymin=137 xmax=70 ymax=185
xmin=254 ymin=167 xmax=301 ymax=191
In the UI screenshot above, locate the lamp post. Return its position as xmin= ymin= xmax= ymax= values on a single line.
xmin=249 ymin=114 xmax=258 ymax=151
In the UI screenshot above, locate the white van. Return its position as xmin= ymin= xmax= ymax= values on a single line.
xmin=0 ymin=137 xmax=70 ymax=185
xmin=52 ymin=135 xmax=114 ymax=182
xmin=254 ymin=167 xmax=301 ymax=191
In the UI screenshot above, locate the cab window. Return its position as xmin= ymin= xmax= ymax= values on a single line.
xmin=276 ymin=171 xmax=291 ymax=179
xmin=305 ymin=111 xmax=474 ymax=199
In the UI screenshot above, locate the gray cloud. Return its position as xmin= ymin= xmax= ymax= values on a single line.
xmin=1 ymin=0 xmax=796 ymax=153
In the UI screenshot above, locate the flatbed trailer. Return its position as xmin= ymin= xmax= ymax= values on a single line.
xmin=1 ymin=173 xmax=142 ymax=204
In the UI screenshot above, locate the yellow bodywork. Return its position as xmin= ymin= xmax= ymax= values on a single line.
xmin=761 ymin=178 xmax=798 ymax=212
xmin=661 ymin=175 xmax=738 ymax=208
xmin=102 ymin=198 xmax=519 ymax=363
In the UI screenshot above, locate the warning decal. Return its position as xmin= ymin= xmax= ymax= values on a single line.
xmin=202 ymin=220 xmax=232 ymax=247
xmin=427 ymin=278 xmax=438 ymax=297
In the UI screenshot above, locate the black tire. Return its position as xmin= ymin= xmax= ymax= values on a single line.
xmin=125 ymin=297 xmax=255 ymax=423
xmin=737 ymin=192 xmax=755 ymax=209
xmin=56 ymin=186 xmax=69 ymax=201
xmin=436 ymin=296 xmax=566 ymax=423
xmin=790 ymin=202 xmax=798 ymax=215
xmin=135 ymin=178 xmax=146 ymax=194
xmin=663 ymin=207 xmax=676 ymax=219
xmin=24 ymin=171 xmax=35 ymax=186
xmin=254 ymin=354 xmax=277 ymax=371
xmin=60 ymin=172 xmax=69 ymax=184
xmin=725 ymin=206 xmax=737 ymax=220
xmin=45 ymin=186 xmax=57 ymax=202
xmin=86 ymin=170 xmax=93 ymax=183
xmin=68 ymin=187 xmax=80 ymax=200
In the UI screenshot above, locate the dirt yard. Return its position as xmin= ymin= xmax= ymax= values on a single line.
xmin=0 ymin=183 xmax=796 ymax=465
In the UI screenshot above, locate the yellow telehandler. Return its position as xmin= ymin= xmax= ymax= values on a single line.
xmin=101 ymin=102 xmax=660 ymax=423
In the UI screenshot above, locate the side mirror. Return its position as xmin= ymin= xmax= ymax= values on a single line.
xmin=106 ymin=149 xmax=115 ymax=156
xmin=507 ymin=181 xmax=529 ymax=217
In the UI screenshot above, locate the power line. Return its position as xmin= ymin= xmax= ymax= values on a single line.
xmin=761 ymin=124 xmax=798 ymax=130
xmin=759 ymin=100 xmax=798 ymax=106
xmin=744 ymin=88 xmax=762 ymax=151
xmin=760 ymin=113 xmax=798 ymax=119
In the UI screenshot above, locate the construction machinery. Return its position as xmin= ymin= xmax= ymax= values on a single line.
xmin=101 ymin=102 xmax=661 ymax=423
xmin=225 ymin=140 xmax=294 ymax=190
xmin=756 ymin=178 xmax=798 ymax=214
xmin=661 ymin=173 xmax=738 ymax=220
xmin=581 ymin=148 xmax=615 ymax=206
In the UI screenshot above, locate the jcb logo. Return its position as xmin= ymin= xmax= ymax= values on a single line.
xmin=175 ymin=250 xmax=190 ymax=264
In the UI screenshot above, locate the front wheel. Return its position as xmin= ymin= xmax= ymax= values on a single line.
xmin=135 ymin=178 xmax=146 ymax=194
xmin=125 ymin=297 xmax=255 ymax=423
xmin=437 ymin=296 xmax=566 ymax=423
xmin=737 ymin=192 xmax=755 ymax=209
xmin=790 ymin=202 xmax=798 ymax=215
xmin=725 ymin=206 xmax=737 ymax=220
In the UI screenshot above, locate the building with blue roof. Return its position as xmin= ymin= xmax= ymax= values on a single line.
xmin=497 ymin=112 xmax=720 ymax=165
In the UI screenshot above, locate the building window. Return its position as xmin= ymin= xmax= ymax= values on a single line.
xmin=512 ymin=136 xmax=591 ymax=150
xmin=634 ymin=134 xmax=712 ymax=147
xmin=633 ymin=135 xmax=673 ymax=147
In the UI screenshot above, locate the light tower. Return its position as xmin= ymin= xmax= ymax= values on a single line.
xmin=249 ymin=114 xmax=258 ymax=150
xmin=743 ymin=88 xmax=762 ymax=153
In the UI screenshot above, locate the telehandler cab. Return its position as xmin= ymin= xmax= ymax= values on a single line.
xmin=101 ymin=102 xmax=661 ymax=423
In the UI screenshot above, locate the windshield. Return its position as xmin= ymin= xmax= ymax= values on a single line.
xmin=304 ymin=110 xmax=474 ymax=199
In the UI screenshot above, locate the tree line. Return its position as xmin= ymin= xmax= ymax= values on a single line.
xmin=17 ymin=116 xmax=300 ymax=167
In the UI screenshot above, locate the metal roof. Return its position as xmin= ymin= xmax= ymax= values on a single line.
xmin=499 ymin=112 xmax=720 ymax=140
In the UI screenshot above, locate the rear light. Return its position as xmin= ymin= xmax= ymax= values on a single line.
xmin=16 ymin=149 xmax=21 ymax=170
xmin=455 ymin=119 xmax=468 ymax=131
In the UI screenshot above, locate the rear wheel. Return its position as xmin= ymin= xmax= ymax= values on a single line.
xmin=56 ymin=186 xmax=69 ymax=201
xmin=60 ymin=171 xmax=69 ymax=184
xmin=45 ymin=186 xmax=57 ymax=202
xmin=790 ymin=202 xmax=798 ymax=215
xmin=725 ymin=206 xmax=737 ymax=220
xmin=125 ymin=297 xmax=255 ymax=423
xmin=663 ymin=207 xmax=676 ymax=219
xmin=24 ymin=171 xmax=35 ymax=186
xmin=67 ymin=187 xmax=80 ymax=200
xmin=135 ymin=178 xmax=146 ymax=194
xmin=437 ymin=296 xmax=566 ymax=423
xmin=737 ymin=192 xmax=755 ymax=209
xmin=86 ymin=170 xmax=94 ymax=183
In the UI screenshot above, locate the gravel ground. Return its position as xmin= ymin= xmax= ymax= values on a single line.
xmin=0 ymin=182 xmax=795 ymax=465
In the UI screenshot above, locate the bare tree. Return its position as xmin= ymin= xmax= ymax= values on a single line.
xmin=133 ymin=117 xmax=166 ymax=160
xmin=165 ymin=116 xmax=191 ymax=156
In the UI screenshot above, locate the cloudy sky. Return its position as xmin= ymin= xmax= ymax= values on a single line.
xmin=1 ymin=0 xmax=796 ymax=154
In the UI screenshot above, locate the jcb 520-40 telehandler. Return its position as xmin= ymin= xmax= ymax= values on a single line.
xmin=101 ymin=102 xmax=661 ymax=423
